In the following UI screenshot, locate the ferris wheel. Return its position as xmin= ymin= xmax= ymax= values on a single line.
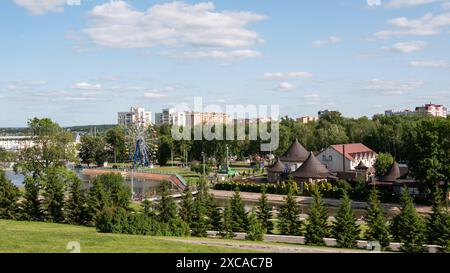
xmin=126 ymin=124 xmax=158 ymax=169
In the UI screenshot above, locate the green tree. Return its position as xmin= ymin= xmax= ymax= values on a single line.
xmin=374 ymin=152 xmax=394 ymax=177
xmin=105 ymin=126 xmax=127 ymax=163
xmin=305 ymin=189 xmax=330 ymax=245
xmin=332 ymin=191 xmax=360 ymax=248
xmin=65 ymin=172 xmax=87 ymax=225
xmin=246 ymin=207 xmax=265 ymax=241
xmin=229 ymin=189 xmax=248 ymax=232
xmin=427 ymin=186 xmax=450 ymax=251
xmin=365 ymin=187 xmax=390 ymax=249
xmin=79 ymin=135 xmax=107 ymax=167
xmin=256 ymin=187 xmax=274 ymax=233
xmin=391 ymin=187 xmax=426 ymax=253
xmin=0 ymin=170 xmax=19 ymax=219
xmin=141 ymin=199 xmax=155 ymax=218
xmin=277 ymin=188 xmax=302 ymax=235
xmin=42 ymin=167 xmax=67 ymax=223
xmin=156 ymin=181 xmax=178 ymax=223
xmin=21 ymin=176 xmax=43 ymax=221
xmin=179 ymin=185 xmax=194 ymax=225
xmin=221 ymin=203 xmax=234 ymax=239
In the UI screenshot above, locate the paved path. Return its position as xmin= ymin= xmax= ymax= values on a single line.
xmin=163 ymin=238 xmax=372 ymax=253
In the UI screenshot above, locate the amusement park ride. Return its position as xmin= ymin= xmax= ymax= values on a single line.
xmin=126 ymin=123 xmax=158 ymax=169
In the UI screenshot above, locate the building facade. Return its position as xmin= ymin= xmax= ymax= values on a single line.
xmin=415 ymin=103 xmax=448 ymax=117
xmin=0 ymin=136 xmax=35 ymax=151
xmin=317 ymin=143 xmax=377 ymax=172
xmin=118 ymin=107 xmax=152 ymax=128
xmin=186 ymin=112 xmax=231 ymax=127
xmin=297 ymin=116 xmax=319 ymax=124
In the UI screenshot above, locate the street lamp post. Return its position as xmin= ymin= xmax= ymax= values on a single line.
xmin=202 ymin=152 xmax=206 ymax=177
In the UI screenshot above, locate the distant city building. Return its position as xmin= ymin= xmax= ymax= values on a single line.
xmin=415 ymin=103 xmax=448 ymax=118
xmin=317 ymin=143 xmax=377 ymax=173
xmin=155 ymin=108 xmax=187 ymax=127
xmin=118 ymin=107 xmax=152 ymax=128
xmin=384 ymin=109 xmax=416 ymax=117
xmin=0 ymin=136 xmax=35 ymax=151
xmin=297 ymin=116 xmax=318 ymax=124
xmin=155 ymin=113 xmax=163 ymax=126
xmin=186 ymin=112 xmax=231 ymax=127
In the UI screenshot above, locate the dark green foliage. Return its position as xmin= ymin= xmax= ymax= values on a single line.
xmin=221 ymin=203 xmax=235 ymax=239
xmin=246 ymin=207 xmax=265 ymax=241
xmin=105 ymin=126 xmax=127 ymax=163
xmin=256 ymin=187 xmax=274 ymax=233
xmin=229 ymin=189 xmax=248 ymax=232
xmin=374 ymin=152 xmax=394 ymax=178
xmin=179 ymin=185 xmax=194 ymax=225
xmin=391 ymin=187 xmax=426 ymax=253
xmin=155 ymin=180 xmax=178 ymax=223
xmin=427 ymin=187 xmax=450 ymax=251
xmin=141 ymin=199 xmax=155 ymax=218
xmin=65 ymin=173 xmax=88 ymax=225
xmin=365 ymin=187 xmax=390 ymax=249
xmin=21 ymin=176 xmax=43 ymax=221
xmin=305 ymin=189 xmax=330 ymax=245
xmin=42 ymin=167 xmax=67 ymax=223
xmin=277 ymin=188 xmax=302 ymax=235
xmin=0 ymin=170 xmax=19 ymax=219
xmin=332 ymin=191 xmax=360 ymax=248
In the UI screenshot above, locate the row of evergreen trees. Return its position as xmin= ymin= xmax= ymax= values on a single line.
xmin=268 ymin=185 xmax=450 ymax=252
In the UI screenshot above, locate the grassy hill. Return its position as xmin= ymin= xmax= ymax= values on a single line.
xmin=0 ymin=220 xmax=253 ymax=253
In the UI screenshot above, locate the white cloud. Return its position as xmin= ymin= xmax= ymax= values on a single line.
xmin=263 ymin=72 xmax=314 ymax=80
xmin=312 ymin=36 xmax=342 ymax=47
xmin=6 ymin=80 xmax=46 ymax=90
xmin=71 ymin=82 xmax=102 ymax=90
xmin=385 ymin=41 xmax=427 ymax=53
xmin=367 ymin=0 xmax=383 ymax=7
xmin=365 ymin=79 xmax=424 ymax=95
xmin=84 ymin=1 xmax=266 ymax=53
xmin=444 ymin=2 xmax=450 ymax=9
xmin=14 ymin=0 xmax=66 ymax=15
xmin=162 ymin=49 xmax=261 ymax=60
xmin=143 ymin=92 xmax=166 ymax=99
xmin=373 ymin=12 xmax=450 ymax=39
xmin=385 ymin=0 xmax=440 ymax=8
xmin=277 ymin=82 xmax=296 ymax=91
xmin=410 ymin=60 xmax=450 ymax=68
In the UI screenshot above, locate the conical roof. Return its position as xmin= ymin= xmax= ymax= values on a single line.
xmin=280 ymin=138 xmax=309 ymax=163
xmin=355 ymin=161 xmax=368 ymax=170
xmin=268 ymin=157 xmax=286 ymax=173
xmin=380 ymin=162 xmax=401 ymax=182
xmin=292 ymin=152 xmax=335 ymax=179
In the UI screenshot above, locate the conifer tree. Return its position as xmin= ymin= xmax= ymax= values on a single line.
xmin=229 ymin=188 xmax=248 ymax=232
xmin=246 ymin=207 xmax=265 ymax=241
xmin=391 ymin=186 xmax=426 ymax=253
xmin=257 ymin=187 xmax=273 ymax=233
xmin=141 ymin=199 xmax=155 ymax=218
xmin=65 ymin=173 xmax=87 ymax=225
xmin=277 ymin=187 xmax=302 ymax=235
xmin=305 ymin=189 xmax=330 ymax=245
xmin=221 ymin=203 xmax=234 ymax=239
xmin=427 ymin=186 xmax=450 ymax=251
xmin=0 ymin=170 xmax=19 ymax=220
xmin=156 ymin=180 xmax=178 ymax=223
xmin=179 ymin=185 xmax=194 ymax=225
xmin=191 ymin=190 xmax=209 ymax=237
xmin=21 ymin=176 xmax=43 ymax=221
xmin=365 ymin=187 xmax=390 ymax=249
xmin=332 ymin=191 xmax=360 ymax=248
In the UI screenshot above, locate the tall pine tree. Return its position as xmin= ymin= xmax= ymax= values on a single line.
xmin=156 ymin=180 xmax=178 ymax=223
xmin=179 ymin=185 xmax=194 ymax=225
xmin=229 ymin=188 xmax=248 ymax=232
xmin=257 ymin=187 xmax=273 ymax=234
xmin=21 ymin=176 xmax=43 ymax=221
xmin=221 ymin=202 xmax=234 ymax=239
xmin=427 ymin=186 xmax=450 ymax=251
xmin=0 ymin=170 xmax=19 ymax=220
xmin=277 ymin=187 xmax=302 ymax=235
xmin=65 ymin=172 xmax=87 ymax=225
xmin=365 ymin=187 xmax=390 ymax=249
xmin=305 ymin=189 xmax=330 ymax=245
xmin=332 ymin=191 xmax=360 ymax=248
xmin=391 ymin=187 xmax=426 ymax=253
xmin=42 ymin=167 xmax=67 ymax=223
xmin=246 ymin=207 xmax=265 ymax=241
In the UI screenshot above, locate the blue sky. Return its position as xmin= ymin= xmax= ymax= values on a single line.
xmin=1 ymin=0 xmax=449 ymax=127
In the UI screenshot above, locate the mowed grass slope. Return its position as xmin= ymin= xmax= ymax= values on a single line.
xmin=0 ymin=220 xmax=255 ymax=253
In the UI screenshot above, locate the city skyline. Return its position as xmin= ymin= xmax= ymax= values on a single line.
xmin=1 ymin=0 xmax=450 ymax=127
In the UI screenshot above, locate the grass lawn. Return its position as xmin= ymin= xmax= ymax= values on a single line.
xmin=0 ymin=220 xmax=258 ymax=253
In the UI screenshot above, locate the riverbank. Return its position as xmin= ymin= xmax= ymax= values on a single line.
xmin=210 ymin=190 xmax=433 ymax=216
